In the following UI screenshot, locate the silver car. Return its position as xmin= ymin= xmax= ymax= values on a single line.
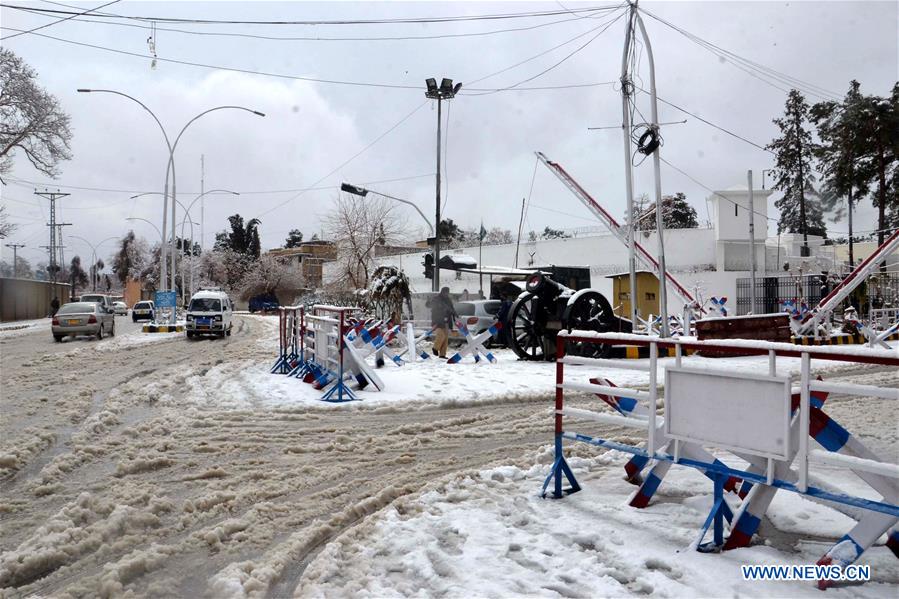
xmin=52 ymin=302 xmax=116 ymax=342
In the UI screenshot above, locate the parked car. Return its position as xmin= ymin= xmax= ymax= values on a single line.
xmin=186 ymin=289 xmax=233 ymax=338
xmin=249 ymin=293 xmax=279 ymax=313
xmin=455 ymin=299 xmax=502 ymax=345
xmin=52 ymin=301 xmax=115 ymax=342
xmin=79 ymin=294 xmax=114 ymax=315
xmin=112 ymin=301 xmax=128 ymax=316
xmin=132 ymin=300 xmax=155 ymax=322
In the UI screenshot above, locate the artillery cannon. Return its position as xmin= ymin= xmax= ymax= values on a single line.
xmin=509 ymin=272 xmax=632 ymax=360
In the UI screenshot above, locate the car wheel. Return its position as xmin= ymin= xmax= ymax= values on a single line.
xmin=53 ymin=335 xmax=63 ymax=342
xmin=96 ymin=324 xmax=104 ymax=340
xmin=132 ymin=316 xmax=137 ymax=322
xmin=110 ymin=322 xmax=115 ymax=337
xmin=186 ymin=331 xmax=194 ymax=339
xmin=226 ymin=326 xmax=232 ymax=337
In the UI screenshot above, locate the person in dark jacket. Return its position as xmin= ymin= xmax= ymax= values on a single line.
xmin=430 ymin=287 xmax=456 ymax=358
xmin=50 ymin=296 xmax=60 ymax=317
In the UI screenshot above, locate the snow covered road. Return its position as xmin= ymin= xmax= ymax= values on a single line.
xmin=1 ymin=316 xmax=896 ymax=597
xmin=0 ymin=315 xmax=591 ymax=597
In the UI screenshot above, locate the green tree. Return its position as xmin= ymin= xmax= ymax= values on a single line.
xmin=69 ymin=255 xmax=88 ymax=298
xmin=284 ymin=229 xmax=304 ymax=248
xmin=216 ymin=214 xmax=262 ymax=258
xmin=541 ymin=226 xmax=570 ymax=239
xmin=437 ymin=218 xmax=463 ymax=244
xmin=860 ymin=83 xmax=899 ymax=246
xmin=112 ymin=230 xmax=148 ymax=284
xmin=767 ymin=90 xmax=826 ymax=249
xmin=811 ymin=81 xmax=874 ymax=264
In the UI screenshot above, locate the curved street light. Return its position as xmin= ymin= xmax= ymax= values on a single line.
xmin=126 ymin=217 xmax=163 ymax=241
xmin=68 ymin=235 xmax=118 ymax=291
xmin=78 ymin=88 xmax=264 ymax=321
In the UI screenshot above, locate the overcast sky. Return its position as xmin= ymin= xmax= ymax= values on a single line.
xmin=1 ymin=1 xmax=897 ymax=267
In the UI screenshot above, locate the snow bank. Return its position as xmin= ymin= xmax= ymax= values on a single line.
xmin=297 ymin=448 xmax=899 ymax=597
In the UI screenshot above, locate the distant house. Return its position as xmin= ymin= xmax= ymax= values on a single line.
xmin=267 ymin=240 xmax=337 ymax=289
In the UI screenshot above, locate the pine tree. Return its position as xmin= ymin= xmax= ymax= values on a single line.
xmin=284 ymin=229 xmax=304 ymax=248
xmin=860 ymin=83 xmax=899 ymax=246
xmin=767 ymin=90 xmax=826 ymax=250
xmin=634 ymin=192 xmax=698 ymax=231
xmin=811 ymin=81 xmax=874 ymax=264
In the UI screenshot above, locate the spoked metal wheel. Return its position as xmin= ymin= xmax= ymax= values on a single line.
xmin=510 ymin=293 xmax=547 ymax=361
xmin=561 ymin=291 xmax=616 ymax=358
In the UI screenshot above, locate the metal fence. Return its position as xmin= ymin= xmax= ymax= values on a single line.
xmin=735 ymin=273 xmax=899 ymax=316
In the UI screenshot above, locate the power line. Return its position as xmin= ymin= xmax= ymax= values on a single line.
xmin=259 ymin=101 xmax=430 ymax=216
xmin=0 ymin=25 xmax=620 ymax=94
xmin=635 ymin=87 xmax=772 ymax=153
xmin=466 ymin=8 xmax=627 ymax=96
xmin=0 ymin=0 xmax=118 ymax=40
xmin=3 ymin=173 xmax=435 ymax=197
xmin=466 ymin=5 xmax=626 ymax=86
xmin=6 ymin=4 xmax=619 ymax=42
xmin=639 ymin=7 xmax=841 ymax=102
xmin=6 ymin=3 xmax=623 ymax=26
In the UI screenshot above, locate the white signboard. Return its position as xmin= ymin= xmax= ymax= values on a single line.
xmin=664 ymin=367 xmax=791 ymax=460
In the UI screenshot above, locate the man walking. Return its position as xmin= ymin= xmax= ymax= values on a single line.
xmin=430 ymin=286 xmax=456 ymax=359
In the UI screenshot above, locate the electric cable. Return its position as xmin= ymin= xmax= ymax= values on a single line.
xmin=0 ymin=0 xmax=119 ymax=40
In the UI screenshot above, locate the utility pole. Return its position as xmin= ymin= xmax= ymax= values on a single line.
xmin=4 ymin=243 xmax=25 ymax=277
xmin=36 ymin=190 xmax=71 ymax=284
xmin=748 ymin=170 xmax=757 ymax=314
xmin=200 ymin=154 xmax=205 ymax=252
xmin=620 ymin=6 xmax=639 ymax=327
xmin=634 ymin=10 xmax=669 ymax=337
xmin=514 ymin=198 xmax=526 ymax=269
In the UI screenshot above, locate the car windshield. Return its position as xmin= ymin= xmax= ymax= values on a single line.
xmin=190 ymin=298 xmax=221 ymax=312
xmin=81 ymin=295 xmax=104 ymax=303
xmin=135 ymin=303 xmax=151 ymax=309
xmin=482 ymin=301 xmax=501 ymax=315
xmin=58 ymin=302 xmax=96 ymax=315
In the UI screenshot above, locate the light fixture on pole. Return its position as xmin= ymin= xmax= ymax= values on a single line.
xmin=78 ymin=88 xmax=264 ymax=323
xmin=424 ymin=77 xmax=462 ymax=292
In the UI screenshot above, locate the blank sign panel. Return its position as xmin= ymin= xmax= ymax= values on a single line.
xmin=664 ymin=367 xmax=791 ymax=460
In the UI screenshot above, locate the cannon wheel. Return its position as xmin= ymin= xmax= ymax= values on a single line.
xmin=561 ymin=291 xmax=617 ymax=358
xmin=509 ymin=293 xmax=546 ymax=361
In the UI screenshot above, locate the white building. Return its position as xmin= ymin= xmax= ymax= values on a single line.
xmin=324 ymin=186 xmax=848 ymax=315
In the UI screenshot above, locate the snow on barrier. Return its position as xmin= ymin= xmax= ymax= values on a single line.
xmin=271 ymin=306 xmax=302 ymax=375
xmin=544 ymin=331 xmax=898 ymax=589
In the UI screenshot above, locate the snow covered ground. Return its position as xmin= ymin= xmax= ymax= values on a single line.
xmin=298 ymin=446 xmax=899 ymax=598
xmin=1 ymin=314 xmax=896 ymax=597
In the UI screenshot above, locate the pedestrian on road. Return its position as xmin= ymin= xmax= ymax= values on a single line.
xmin=50 ymin=296 xmax=60 ymax=317
xmin=430 ymin=286 xmax=456 ymax=358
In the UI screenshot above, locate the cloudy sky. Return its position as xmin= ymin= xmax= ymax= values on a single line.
xmin=1 ymin=1 xmax=896 ymax=267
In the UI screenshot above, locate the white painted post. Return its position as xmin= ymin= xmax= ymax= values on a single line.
xmin=675 ymin=342 xmax=682 ymax=368
xmin=798 ymin=352 xmax=811 ymax=492
xmin=647 ymin=341 xmax=658 ymax=458
xmin=768 ymin=349 xmax=776 ymax=376
xmin=406 ymin=322 xmax=417 ymax=361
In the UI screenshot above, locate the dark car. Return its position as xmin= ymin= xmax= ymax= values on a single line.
xmin=249 ymin=293 xmax=279 ymax=313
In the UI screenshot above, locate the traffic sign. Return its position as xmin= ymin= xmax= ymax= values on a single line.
xmin=155 ymin=290 xmax=177 ymax=308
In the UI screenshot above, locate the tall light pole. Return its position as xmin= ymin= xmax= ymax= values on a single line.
xmin=68 ymin=235 xmax=117 ymax=291
xmin=425 ymin=77 xmax=461 ymax=292
xmin=133 ymin=189 xmax=238 ymax=298
xmin=78 ymin=88 xmax=264 ymax=322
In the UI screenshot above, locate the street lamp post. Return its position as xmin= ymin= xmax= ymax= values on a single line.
xmin=133 ymin=189 xmax=238 ymax=298
xmin=341 ymin=182 xmax=435 ymax=283
xmin=68 ymin=235 xmax=117 ymax=291
xmin=77 ymin=88 xmax=264 ymax=322
xmin=126 ymin=217 xmax=163 ymax=241
xmin=424 ymin=77 xmax=462 ymax=292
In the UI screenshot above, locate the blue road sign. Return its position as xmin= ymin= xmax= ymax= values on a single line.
xmin=155 ymin=290 xmax=177 ymax=308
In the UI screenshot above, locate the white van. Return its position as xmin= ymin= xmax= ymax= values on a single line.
xmin=185 ymin=289 xmax=233 ymax=338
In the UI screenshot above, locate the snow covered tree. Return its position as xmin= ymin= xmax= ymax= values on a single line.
xmin=811 ymin=81 xmax=875 ymax=264
xmin=860 ymin=83 xmax=899 ymax=246
xmin=1 ymin=255 xmax=33 ymax=278
xmin=215 ymin=214 xmax=262 ymax=259
xmin=541 ymin=226 xmax=570 ymax=239
xmin=324 ymin=193 xmax=404 ymax=290
xmin=284 ymin=229 xmax=304 ymax=248
xmin=197 ymin=247 xmax=249 ymax=293
xmin=767 ymin=90 xmax=826 ymax=248
xmin=238 ymin=253 xmax=304 ymax=301
xmin=112 ymin=231 xmax=149 ymax=285
xmin=635 ymin=193 xmax=699 ymax=231
xmin=0 ymin=48 xmax=72 ymax=177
